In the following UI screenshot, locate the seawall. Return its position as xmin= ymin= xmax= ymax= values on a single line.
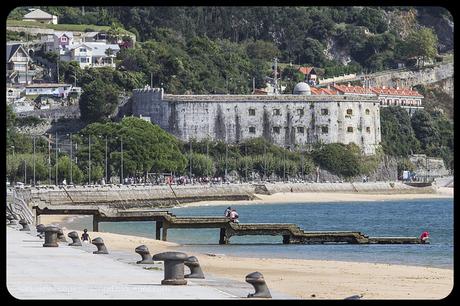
xmin=13 ymin=182 xmax=436 ymax=210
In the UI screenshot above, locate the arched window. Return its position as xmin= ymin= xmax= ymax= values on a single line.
xmin=365 ymin=109 xmax=370 ymax=115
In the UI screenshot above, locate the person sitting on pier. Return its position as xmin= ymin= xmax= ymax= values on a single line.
xmin=229 ymin=208 xmax=239 ymax=223
xmin=224 ymin=206 xmax=232 ymax=218
xmin=420 ymin=231 xmax=430 ymax=244
xmin=81 ymin=229 xmax=90 ymax=244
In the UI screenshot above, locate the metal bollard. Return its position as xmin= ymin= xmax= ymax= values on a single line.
xmin=57 ymin=228 xmax=68 ymax=243
xmin=344 ymin=294 xmax=363 ymax=300
xmin=246 ymin=271 xmax=272 ymax=298
xmin=135 ymin=245 xmax=155 ymax=264
xmin=36 ymin=224 xmax=45 ymax=238
xmin=184 ymin=256 xmax=205 ymax=279
xmin=19 ymin=219 xmax=31 ymax=231
xmin=43 ymin=226 xmax=60 ymax=247
xmin=152 ymin=252 xmax=188 ymax=285
xmin=92 ymin=237 xmax=109 ymax=254
xmin=67 ymin=231 xmax=82 ymax=246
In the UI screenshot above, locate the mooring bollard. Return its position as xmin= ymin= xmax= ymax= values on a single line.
xmin=92 ymin=237 xmax=109 ymax=254
xmin=6 ymin=215 xmax=14 ymax=224
xmin=43 ymin=226 xmax=60 ymax=247
xmin=67 ymin=231 xmax=82 ymax=246
xmin=184 ymin=256 xmax=205 ymax=279
xmin=135 ymin=245 xmax=155 ymax=264
xmin=152 ymin=252 xmax=188 ymax=285
xmin=36 ymin=224 xmax=45 ymax=238
xmin=246 ymin=271 xmax=272 ymax=298
xmin=57 ymin=228 xmax=68 ymax=243
xmin=19 ymin=219 xmax=30 ymax=231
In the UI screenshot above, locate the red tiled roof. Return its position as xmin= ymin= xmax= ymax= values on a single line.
xmin=370 ymin=87 xmax=423 ymax=97
xmin=298 ymin=67 xmax=315 ymax=75
xmin=310 ymin=87 xmax=338 ymax=95
xmin=332 ymin=85 xmax=376 ymax=95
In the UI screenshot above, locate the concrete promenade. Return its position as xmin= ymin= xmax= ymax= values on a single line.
xmin=7 ymin=226 xmax=291 ymax=299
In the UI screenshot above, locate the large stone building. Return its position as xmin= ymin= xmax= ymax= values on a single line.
xmin=132 ymin=82 xmax=382 ymax=155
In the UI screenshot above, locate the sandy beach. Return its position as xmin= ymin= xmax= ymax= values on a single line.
xmin=176 ymin=186 xmax=454 ymax=208
xmin=47 ymin=228 xmax=452 ymax=299
xmin=38 ymin=188 xmax=454 ymax=300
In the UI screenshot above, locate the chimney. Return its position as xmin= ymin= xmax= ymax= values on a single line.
xmin=396 ymin=86 xmax=399 ymax=90
xmin=347 ymin=82 xmax=351 ymax=87
xmin=382 ymin=85 xmax=386 ymax=89
xmin=327 ymin=84 xmax=330 ymax=90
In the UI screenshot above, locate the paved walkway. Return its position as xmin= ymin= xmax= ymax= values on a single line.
xmin=6 ymin=226 xmax=292 ymax=299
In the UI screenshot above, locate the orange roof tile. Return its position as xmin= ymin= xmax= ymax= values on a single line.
xmin=332 ymin=85 xmax=375 ymax=95
xmin=310 ymin=87 xmax=338 ymax=95
xmin=370 ymin=87 xmax=423 ymax=97
xmin=298 ymin=67 xmax=315 ymax=75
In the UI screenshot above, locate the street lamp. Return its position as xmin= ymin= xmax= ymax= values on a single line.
xmin=33 ymin=136 xmax=36 ymax=186
xmin=88 ymin=134 xmax=91 ymax=185
xmin=23 ymin=160 xmax=27 ymax=185
xmin=189 ymin=140 xmax=192 ymax=181
xmin=67 ymin=133 xmax=73 ymax=185
xmin=104 ymin=135 xmax=108 ymax=183
xmin=55 ymin=131 xmax=58 ymax=185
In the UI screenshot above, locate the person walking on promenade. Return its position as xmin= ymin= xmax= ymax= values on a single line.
xmin=81 ymin=229 xmax=90 ymax=244
xmin=229 ymin=208 xmax=239 ymax=223
xmin=224 ymin=207 xmax=232 ymax=218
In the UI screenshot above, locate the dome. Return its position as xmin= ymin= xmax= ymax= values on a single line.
xmin=293 ymin=82 xmax=311 ymax=95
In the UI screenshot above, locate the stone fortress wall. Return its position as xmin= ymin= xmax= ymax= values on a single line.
xmin=132 ymin=88 xmax=381 ymax=155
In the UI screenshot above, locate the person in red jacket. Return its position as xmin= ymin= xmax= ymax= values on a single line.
xmin=420 ymin=231 xmax=430 ymax=244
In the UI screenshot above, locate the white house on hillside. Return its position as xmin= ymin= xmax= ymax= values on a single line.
xmin=70 ymin=42 xmax=120 ymax=68
xmin=6 ymin=43 xmax=33 ymax=84
xmin=23 ymin=8 xmax=58 ymax=24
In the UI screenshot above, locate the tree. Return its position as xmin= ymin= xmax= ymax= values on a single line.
xmin=380 ymin=106 xmax=420 ymax=156
xmin=245 ymin=40 xmax=280 ymax=60
xmin=312 ymin=143 xmax=362 ymax=179
xmin=79 ymin=79 xmax=120 ymax=122
xmin=400 ymin=28 xmax=438 ymax=67
xmin=75 ymin=117 xmax=187 ymax=181
xmin=187 ymin=153 xmax=215 ymax=177
xmin=410 ymin=110 xmax=440 ymax=151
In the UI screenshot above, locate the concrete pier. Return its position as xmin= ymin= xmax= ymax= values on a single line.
xmin=7 ymin=227 xmax=292 ymax=299
xmin=33 ymin=206 xmax=422 ymax=245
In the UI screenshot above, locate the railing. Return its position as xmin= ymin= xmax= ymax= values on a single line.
xmin=7 ymin=189 xmax=35 ymax=225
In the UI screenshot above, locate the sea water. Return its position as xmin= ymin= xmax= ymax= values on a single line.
xmin=62 ymin=198 xmax=453 ymax=269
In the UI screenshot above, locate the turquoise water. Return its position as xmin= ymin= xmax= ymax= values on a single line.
xmin=64 ymin=198 xmax=453 ymax=269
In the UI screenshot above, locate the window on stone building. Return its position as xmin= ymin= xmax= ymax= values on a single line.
xmin=321 ymin=126 xmax=328 ymax=134
xmin=248 ymin=108 xmax=256 ymax=116
xmin=347 ymin=126 xmax=354 ymax=133
xmin=297 ymin=108 xmax=304 ymax=116
xmin=346 ymin=109 xmax=353 ymax=115
xmin=273 ymin=109 xmax=281 ymax=116
xmin=321 ymin=109 xmax=329 ymax=115
xmin=273 ymin=126 xmax=280 ymax=134
xmin=297 ymin=127 xmax=305 ymax=134
xmin=310 ymin=103 xmax=314 ymax=109
xmin=366 ymin=127 xmax=371 ymax=133
xmin=249 ymin=127 xmax=256 ymax=133
xmin=365 ymin=109 xmax=370 ymax=115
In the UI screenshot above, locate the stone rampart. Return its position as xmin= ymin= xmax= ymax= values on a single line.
xmin=262 ymin=181 xmax=435 ymax=195
xmin=16 ymin=181 xmax=436 ymax=211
